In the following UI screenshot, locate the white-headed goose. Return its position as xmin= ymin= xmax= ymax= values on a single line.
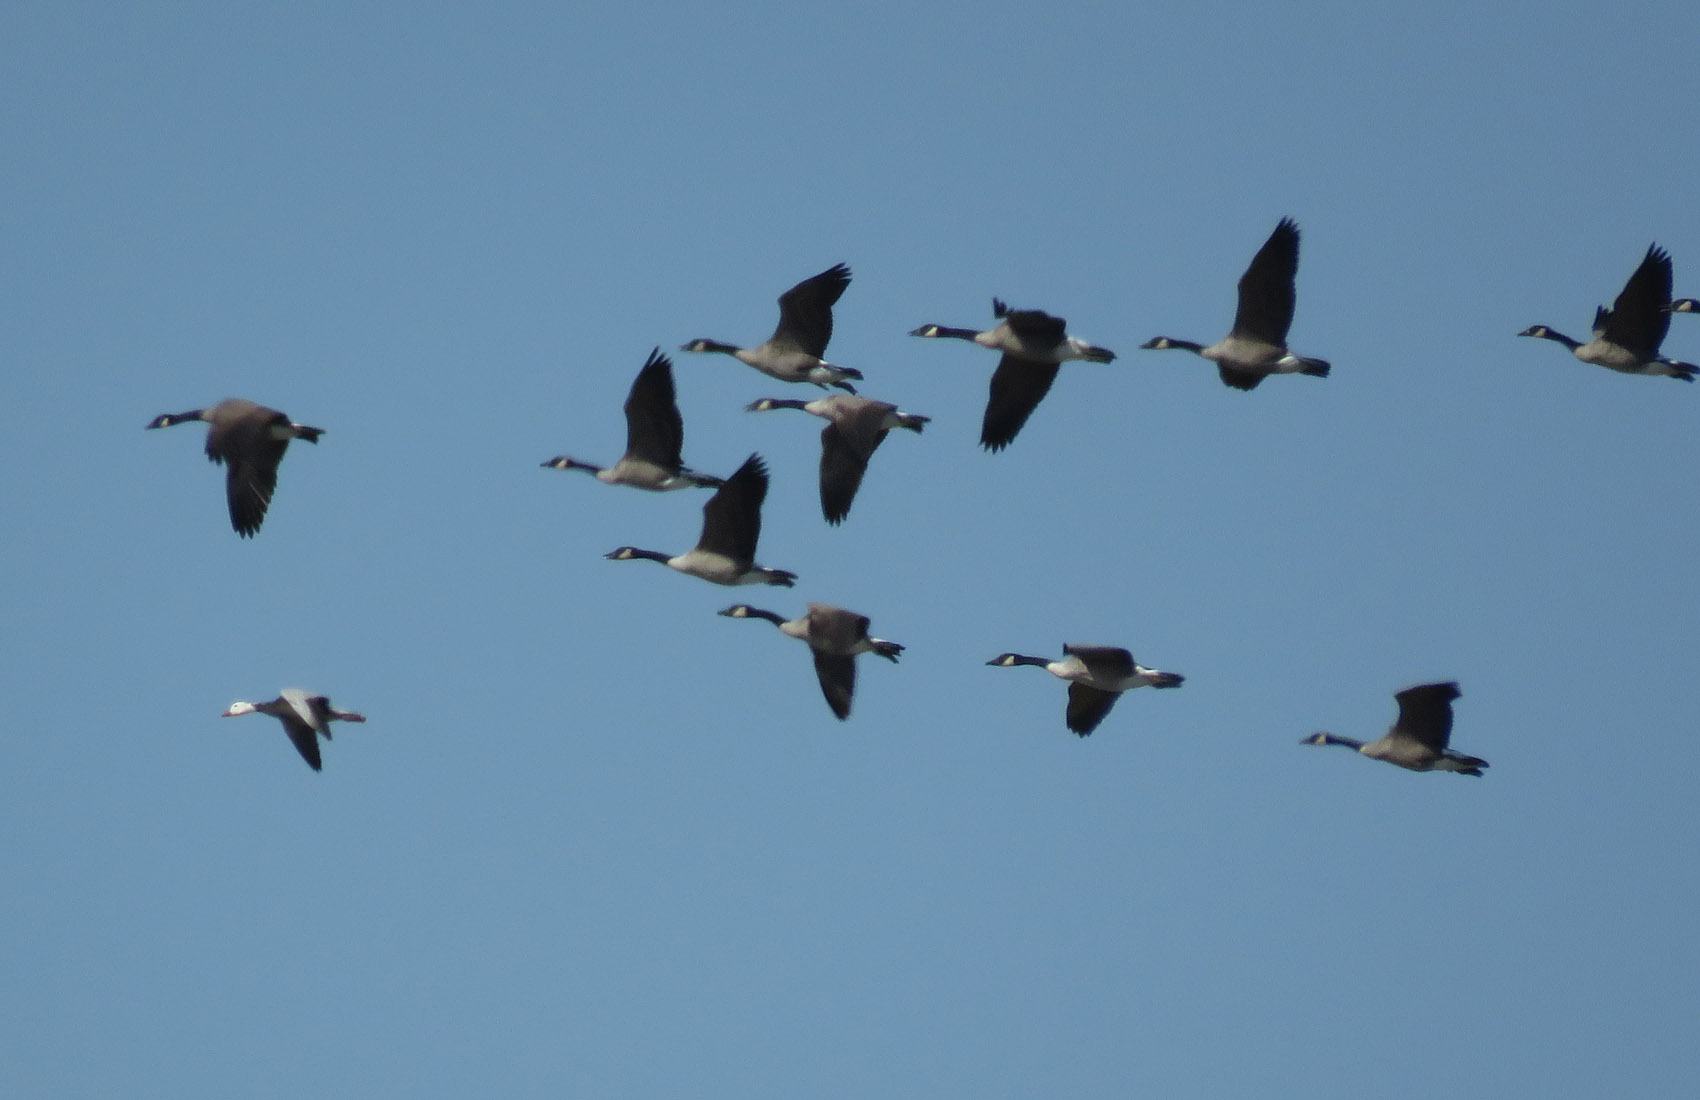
xmin=605 ymin=453 xmax=796 ymax=586
xmin=223 ymin=688 xmax=366 ymax=772
xmin=746 ymin=394 xmax=929 ymax=524
xmin=681 ymin=263 xmax=863 ymax=392
xmin=1141 ymin=217 xmax=1331 ymax=391
xmin=909 ymin=299 xmax=1115 ymax=451
xmin=1302 ymin=681 xmax=1487 ymax=776
xmin=542 ymin=348 xmax=723 ymax=490
xmin=986 ymin=644 xmax=1184 ymax=736
xmin=146 ymin=398 xmax=323 ymax=537
xmin=1519 ymin=244 xmax=1698 ymax=381
xmin=719 ymin=603 xmax=902 ymax=720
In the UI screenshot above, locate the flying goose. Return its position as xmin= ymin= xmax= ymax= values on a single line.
xmin=986 ymin=644 xmax=1184 ymax=736
xmin=146 ymin=398 xmax=323 ymax=537
xmin=541 ymin=348 xmax=723 ymax=490
xmin=719 ymin=603 xmax=903 ymax=719
xmin=1302 ymin=681 xmax=1487 ymax=776
xmin=1519 ymin=244 xmax=1697 ymax=380
xmin=605 ymin=453 xmax=797 ymax=586
xmin=680 ymin=263 xmax=863 ymax=392
xmin=746 ymin=394 xmax=930 ymax=524
xmin=1140 ymin=217 xmax=1331 ymax=391
xmin=222 ymin=688 xmax=366 ymax=772
xmin=1668 ymin=298 xmax=1698 ymax=313
xmin=909 ymin=299 xmax=1115 ymax=451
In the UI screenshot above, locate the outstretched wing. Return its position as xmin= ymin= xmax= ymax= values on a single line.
xmin=1391 ymin=681 xmax=1461 ymax=752
xmin=623 ymin=348 xmax=686 ymax=467
xmin=1231 ymin=217 xmax=1300 ymax=344
xmin=1065 ymin=683 xmax=1119 ymax=736
xmin=773 ymin=263 xmax=851 ymax=357
xmin=697 ymin=453 xmax=769 ymax=562
xmin=1599 ymin=244 xmax=1673 ymax=355
xmin=982 ymin=355 xmax=1060 ymax=451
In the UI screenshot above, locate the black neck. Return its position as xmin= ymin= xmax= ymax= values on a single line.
xmin=914 ymin=325 xmax=981 ymax=341
xmin=148 ymin=409 xmax=206 ymax=428
xmin=1144 ymin=337 xmax=1206 ymax=353
xmin=1526 ymin=327 xmax=1581 ymax=351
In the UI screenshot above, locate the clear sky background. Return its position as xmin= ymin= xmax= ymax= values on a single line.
xmin=5 ymin=2 xmax=1698 ymax=1096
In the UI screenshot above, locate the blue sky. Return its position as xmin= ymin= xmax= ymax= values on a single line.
xmin=5 ymin=2 xmax=1699 ymax=1096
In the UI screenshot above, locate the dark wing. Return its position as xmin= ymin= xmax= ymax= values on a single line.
xmin=818 ymin=422 xmax=883 ymax=525
xmin=773 ymin=262 xmax=851 ymax=357
xmin=204 ymin=401 xmax=290 ymax=537
xmin=277 ymin=712 xmax=323 ymax=770
xmin=1231 ymin=217 xmax=1300 ymax=343
xmin=1065 ymin=683 xmax=1120 ymax=736
xmin=623 ymin=348 xmax=686 ymax=467
xmin=697 ymin=453 xmax=769 ymax=561
xmin=997 ymin=303 xmax=1068 ymax=347
xmin=811 ymin=651 xmax=857 ymax=720
xmin=1391 ymin=681 xmax=1460 ymax=752
xmin=1064 ymin=644 xmax=1135 ymax=681
xmin=1217 ymin=365 xmax=1267 ymax=391
xmin=1599 ymin=244 xmax=1673 ymax=354
xmin=982 ymin=355 xmax=1061 ymax=451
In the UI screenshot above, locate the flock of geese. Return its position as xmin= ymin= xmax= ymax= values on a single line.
xmin=147 ymin=220 xmax=1700 ymax=774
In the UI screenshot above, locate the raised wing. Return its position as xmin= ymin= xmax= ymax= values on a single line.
xmin=1391 ymin=681 xmax=1461 ymax=752
xmin=623 ymin=348 xmax=686 ymax=467
xmin=1231 ymin=217 xmax=1300 ymax=344
xmin=773 ymin=262 xmax=851 ymax=357
xmin=1599 ymin=244 xmax=1673 ymax=355
xmin=696 ymin=453 xmax=769 ymax=562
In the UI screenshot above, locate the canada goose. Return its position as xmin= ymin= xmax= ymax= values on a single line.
xmin=146 ymin=398 xmax=323 ymax=536
xmin=746 ymin=395 xmax=930 ymax=524
xmin=1519 ymin=245 xmax=1698 ymax=381
xmin=541 ymin=348 xmax=723 ymax=490
xmin=1301 ymin=681 xmax=1487 ymax=776
xmin=680 ymin=263 xmax=863 ymax=392
xmin=986 ymin=644 xmax=1184 ymax=736
xmin=222 ymin=688 xmax=366 ymax=772
xmin=1140 ymin=217 xmax=1331 ymax=391
xmin=719 ymin=603 xmax=903 ymax=719
xmin=909 ymin=299 xmax=1115 ymax=451
xmin=605 ymin=453 xmax=797 ymax=586
xmin=1668 ymin=298 xmax=1698 ymax=313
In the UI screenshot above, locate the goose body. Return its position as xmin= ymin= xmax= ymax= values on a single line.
xmin=146 ymin=397 xmax=324 ymax=536
xmin=1140 ymin=217 xmax=1331 ymax=391
xmin=681 ymin=263 xmax=863 ymax=391
xmin=1519 ymin=245 xmax=1697 ymax=381
xmin=719 ymin=603 xmax=902 ymax=719
xmin=986 ymin=643 xmax=1184 ymax=736
xmin=910 ymin=299 xmax=1115 ymax=450
xmin=605 ymin=453 xmax=796 ymax=586
xmin=746 ymin=394 xmax=929 ymax=524
xmin=222 ymin=688 xmax=366 ymax=771
xmin=542 ymin=348 xmax=723 ymax=490
xmin=1302 ymin=681 xmax=1487 ymax=776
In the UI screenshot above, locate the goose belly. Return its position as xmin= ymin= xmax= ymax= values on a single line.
xmin=667 ymin=549 xmax=758 ymax=585
xmin=1202 ymin=338 xmax=1284 ymax=372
